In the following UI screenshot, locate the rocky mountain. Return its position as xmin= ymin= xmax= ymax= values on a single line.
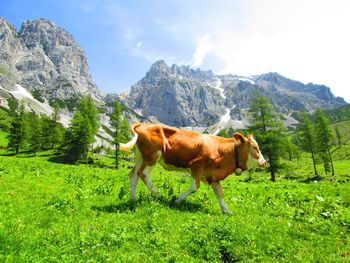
xmin=0 ymin=17 xmax=347 ymax=134
xmin=125 ymin=60 xmax=226 ymax=127
xmin=0 ymin=17 xmax=103 ymax=107
xmin=124 ymin=60 xmax=347 ymax=130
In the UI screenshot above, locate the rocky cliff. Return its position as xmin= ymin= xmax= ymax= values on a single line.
xmin=0 ymin=17 xmax=103 ymax=105
xmin=125 ymin=60 xmax=226 ymax=126
xmin=124 ymin=61 xmax=347 ymax=129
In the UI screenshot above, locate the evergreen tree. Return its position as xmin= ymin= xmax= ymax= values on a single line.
xmin=119 ymin=116 xmax=130 ymax=143
xmin=28 ymin=113 xmax=42 ymax=155
xmin=78 ymin=96 xmax=99 ymax=133
xmin=50 ymin=103 xmax=64 ymax=149
xmin=335 ymin=125 xmax=342 ymax=147
xmin=7 ymin=104 xmax=25 ymax=154
xmin=296 ymin=111 xmax=319 ymax=176
xmin=110 ymin=100 xmax=122 ymax=169
xmin=77 ymin=95 xmax=99 ymax=150
xmin=249 ymin=95 xmax=286 ymax=182
xmin=39 ymin=115 xmax=53 ymax=150
xmin=314 ymin=108 xmax=334 ymax=175
xmin=63 ymin=110 xmax=92 ymax=163
xmin=285 ymin=135 xmax=299 ymax=161
xmin=62 ymin=96 xmax=98 ymax=163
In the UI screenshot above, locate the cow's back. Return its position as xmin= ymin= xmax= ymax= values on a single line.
xmin=163 ymin=129 xmax=204 ymax=168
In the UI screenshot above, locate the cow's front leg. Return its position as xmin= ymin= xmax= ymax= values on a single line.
xmin=175 ymin=177 xmax=199 ymax=204
xmin=211 ymin=182 xmax=231 ymax=214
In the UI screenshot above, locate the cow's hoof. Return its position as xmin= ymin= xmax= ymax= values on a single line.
xmin=174 ymin=199 xmax=183 ymax=204
xmin=222 ymin=210 xmax=233 ymax=215
xmin=150 ymin=189 xmax=159 ymax=196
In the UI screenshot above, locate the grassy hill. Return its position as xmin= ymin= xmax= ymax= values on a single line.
xmin=0 ymin=153 xmax=349 ymax=262
xmin=333 ymin=120 xmax=350 ymax=144
xmin=325 ymin=104 xmax=350 ymax=123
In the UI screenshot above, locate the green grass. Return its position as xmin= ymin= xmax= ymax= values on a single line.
xmin=0 ymin=153 xmax=349 ymax=262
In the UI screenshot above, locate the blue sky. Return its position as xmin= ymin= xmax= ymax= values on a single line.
xmin=2 ymin=0 xmax=350 ymax=102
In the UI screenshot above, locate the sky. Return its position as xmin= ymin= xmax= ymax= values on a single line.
xmin=2 ymin=0 xmax=350 ymax=102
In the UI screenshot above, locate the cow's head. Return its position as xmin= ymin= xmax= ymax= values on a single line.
xmin=233 ymin=133 xmax=267 ymax=167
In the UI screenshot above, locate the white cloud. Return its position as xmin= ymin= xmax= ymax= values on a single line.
xmin=192 ymin=35 xmax=214 ymax=67
xmin=136 ymin=41 xmax=142 ymax=48
xmin=189 ymin=0 xmax=350 ymax=102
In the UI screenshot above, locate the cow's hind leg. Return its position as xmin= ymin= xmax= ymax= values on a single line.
xmin=129 ymin=147 xmax=143 ymax=200
xmin=139 ymin=165 xmax=157 ymax=195
xmin=211 ymin=182 xmax=231 ymax=214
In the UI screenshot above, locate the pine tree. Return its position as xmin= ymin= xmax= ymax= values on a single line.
xmin=50 ymin=103 xmax=64 ymax=149
xmin=7 ymin=114 xmax=23 ymax=154
xmin=285 ymin=135 xmax=299 ymax=161
xmin=63 ymin=110 xmax=92 ymax=163
xmin=119 ymin=116 xmax=130 ymax=143
xmin=7 ymin=104 xmax=26 ymax=154
xmin=335 ymin=125 xmax=342 ymax=147
xmin=297 ymin=111 xmax=318 ymax=176
xmin=314 ymin=108 xmax=334 ymax=175
xmin=249 ymin=95 xmax=286 ymax=182
xmin=40 ymin=115 xmax=53 ymax=150
xmin=62 ymin=96 xmax=98 ymax=163
xmin=77 ymin=95 xmax=99 ymax=150
xmin=28 ymin=113 xmax=42 ymax=155
xmin=110 ymin=100 xmax=122 ymax=169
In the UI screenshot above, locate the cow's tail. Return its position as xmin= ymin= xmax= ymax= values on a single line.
xmin=120 ymin=123 xmax=141 ymax=152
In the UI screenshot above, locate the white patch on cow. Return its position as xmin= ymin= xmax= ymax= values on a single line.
xmin=211 ymin=182 xmax=231 ymax=214
xmin=130 ymin=146 xmax=143 ymax=200
xmin=249 ymin=136 xmax=267 ymax=166
xmin=175 ymin=178 xmax=197 ymax=203
xmin=143 ymin=165 xmax=155 ymax=193
xmin=120 ymin=133 xmax=138 ymax=152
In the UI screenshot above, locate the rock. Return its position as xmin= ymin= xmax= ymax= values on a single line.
xmin=0 ymin=17 xmax=103 ymax=103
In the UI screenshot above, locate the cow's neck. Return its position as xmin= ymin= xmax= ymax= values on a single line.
xmin=234 ymin=142 xmax=240 ymax=169
xmin=235 ymin=143 xmax=249 ymax=171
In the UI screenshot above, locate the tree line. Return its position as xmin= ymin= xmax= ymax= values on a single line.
xmin=4 ymin=94 xmax=340 ymax=179
xmin=6 ymin=95 xmax=129 ymax=168
xmin=220 ymin=95 xmax=339 ymax=181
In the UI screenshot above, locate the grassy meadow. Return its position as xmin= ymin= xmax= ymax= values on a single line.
xmin=0 ymin=149 xmax=349 ymax=262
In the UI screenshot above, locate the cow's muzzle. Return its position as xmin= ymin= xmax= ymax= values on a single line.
xmin=258 ymin=158 xmax=267 ymax=167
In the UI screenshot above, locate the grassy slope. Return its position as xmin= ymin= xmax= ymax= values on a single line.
xmin=0 ymin=154 xmax=349 ymax=262
xmin=333 ymin=120 xmax=350 ymax=144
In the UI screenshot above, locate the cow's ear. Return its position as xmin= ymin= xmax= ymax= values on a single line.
xmin=233 ymin=133 xmax=247 ymax=143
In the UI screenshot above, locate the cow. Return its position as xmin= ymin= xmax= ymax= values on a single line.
xmin=120 ymin=122 xmax=267 ymax=214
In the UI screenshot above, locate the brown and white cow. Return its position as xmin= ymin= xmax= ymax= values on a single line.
xmin=120 ymin=122 xmax=267 ymax=214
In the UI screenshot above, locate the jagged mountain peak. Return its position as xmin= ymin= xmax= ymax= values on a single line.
xmin=0 ymin=17 xmax=16 ymax=34
xmin=254 ymin=72 xmax=305 ymax=90
xmin=19 ymin=18 xmax=81 ymax=54
xmin=124 ymin=61 xmax=347 ymax=128
xmin=0 ymin=17 xmax=103 ymax=105
xmin=125 ymin=61 xmax=225 ymax=126
xmin=146 ymin=60 xmax=171 ymax=78
xmin=147 ymin=60 xmax=214 ymax=81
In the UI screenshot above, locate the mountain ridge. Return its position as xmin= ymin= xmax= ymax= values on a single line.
xmin=123 ymin=60 xmax=347 ymax=129
xmin=0 ymin=17 xmax=103 ymax=104
xmin=0 ymin=17 xmax=347 ymax=132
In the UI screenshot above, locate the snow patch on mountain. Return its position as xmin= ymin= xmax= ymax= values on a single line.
xmin=209 ymin=78 xmax=225 ymax=98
